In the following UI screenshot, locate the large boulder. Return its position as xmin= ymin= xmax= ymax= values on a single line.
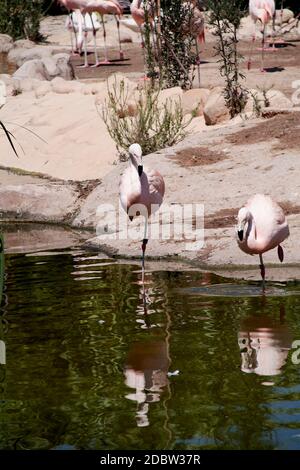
xmin=266 ymin=89 xmax=293 ymax=109
xmin=13 ymin=59 xmax=51 ymax=81
xmin=8 ymin=45 xmax=54 ymax=67
xmin=182 ymin=88 xmax=210 ymax=116
xmin=43 ymin=53 xmax=74 ymax=81
xmin=274 ymin=8 xmax=294 ymax=26
xmin=0 ymin=34 xmax=13 ymax=53
xmin=203 ymin=87 xmax=230 ymax=125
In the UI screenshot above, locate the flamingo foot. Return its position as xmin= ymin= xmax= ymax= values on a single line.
xmin=278 ymin=245 xmax=284 ymax=263
xmin=77 ymin=64 xmax=90 ymax=68
xmin=91 ymin=62 xmax=102 ymax=68
xmin=260 ymin=68 xmax=267 ymax=73
xmin=97 ymin=60 xmax=112 ymax=65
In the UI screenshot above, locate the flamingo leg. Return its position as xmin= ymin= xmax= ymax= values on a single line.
xmin=195 ymin=38 xmax=201 ymax=87
xmin=70 ymin=13 xmax=79 ymax=54
xmin=115 ymin=15 xmax=124 ymax=61
xmin=77 ymin=13 xmax=89 ymax=68
xmin=89 ymin=13 xmax=100 ymax=67
xmin=100 ymin=15 xmax=110 ymax=64
xmin=247 ymin=21 xmax=257 ymax=70
xmin=141 ymin=217 xmax=148 ymax=273
xmin=259 ymin=254 xmax=266 ymax=292
xmin=261 ymin=24 xmax=266 ymax=72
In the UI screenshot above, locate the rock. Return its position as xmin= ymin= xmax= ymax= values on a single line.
xmin=182 ymin=88 xmax=210 ymax=116
xmin=43 ymin=53 xmax=74 ymax=81
xmin=51 ymin=77 xmax=74 ymax=94
xmin=0 ymin=182 xmax=79 ymax=224
xmin=158 ymin=87 xmax=183 ymax=106
xmin=12 ymin=39 xmax=35 ymax=50
xmin=51 ymin=53 xmax=74 ymax=80
xmin=119 ymin=31 xmax=132 ymax=43
xmin=8 ymin=45 xmax=54 ymax=67
xmin=35 ymin=82 xmax=52 ymax=98
xmin=19 ymin=78 xmax=41 ymax=93
xmin=107 ymin=72 xmax=136 ymax=95
xmin=266 ymin=90 xmax=293 ymax=109
xmin=203 ymin=87 xmax=230 ymax=125
xmin=274 ymin=8 xmax=294 ymax=26
xmin=0 ymin=34 xmax=13 ymax=53
xmin=13 ymin=59 xmax=51 ymax=81
xmin=0 ymin=80 xmax=6 ymax=108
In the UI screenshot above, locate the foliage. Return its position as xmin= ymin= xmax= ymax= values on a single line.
xmin=141 ymin=0 xmax=200 ymax=90
xmin=207 ymin=0 xmax=248 ymax=118
xmin=0 ymin=0 xmax=43 ymax=41
xmin=101 ymin=77 xmax=190 ymax=158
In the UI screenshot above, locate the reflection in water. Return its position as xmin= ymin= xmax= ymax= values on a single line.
xmin=124 ymin=278 xmax=170 ymax=427
xmin=1 ymin=245 xmax=300 ymax=450
xmin=0 ymin=233 xmax=6 ymax=387
xmin=238 ymin=307 xmax=292 ymax=376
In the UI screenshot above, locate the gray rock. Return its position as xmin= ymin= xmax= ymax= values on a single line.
xmin=203 ymin=87 xmax=230 ymax=125
xmin=8 ymin=45 xmax=54 ymax=67
xmin=0 ymin=34 xmax=13 ymax=53
xmin=13 ymin=59 xmax=51 ymax=81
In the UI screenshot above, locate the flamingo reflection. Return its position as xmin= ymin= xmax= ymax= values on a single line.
xmin=124 ymin=275 xmax=171 ymax=427
xmin=238 ymin=307 xmax=292 ymax=376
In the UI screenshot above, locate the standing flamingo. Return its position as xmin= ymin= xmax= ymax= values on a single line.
xmin=248 ymin=0 xmax=276 ymax=71
xmin=58 ymin=0 xmax=124 ymax=67
xmin=236 ymin=194 xmax=289 ymax=291
xmin=65 ymin=10 xmax=101 ymax=55
xmin=119 ymin=144 xmax=165 ymax=272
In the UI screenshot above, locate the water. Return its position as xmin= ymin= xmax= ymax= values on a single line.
xmin=1 ymin=246 xmax=300 ymax=450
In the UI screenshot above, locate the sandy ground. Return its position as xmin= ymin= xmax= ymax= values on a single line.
xmin=0 ymin=14 xmax=300 ymax=280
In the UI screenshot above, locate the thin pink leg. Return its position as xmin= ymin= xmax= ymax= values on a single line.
xmin=115 ymin=15 xmax=124 ymax=61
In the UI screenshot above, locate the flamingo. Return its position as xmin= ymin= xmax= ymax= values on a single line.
xmin=236 ymin=194 xmax=289 ymax=291
xmin=119 ymin=144 xmax=165 ymax=272
xmin=248 ymin=0 xmax=276 ymax=72
xmin=65 ymin=9 xmax=101 ymax=55
xmin=58 ymin=0 xmax=124 ymax=67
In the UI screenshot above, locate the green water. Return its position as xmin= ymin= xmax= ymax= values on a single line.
xmin=1 ymin=247 xmax=300 ymax=450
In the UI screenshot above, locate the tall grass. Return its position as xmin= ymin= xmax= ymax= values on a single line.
xmin=0 ymin=0 xmax=43 ymax=41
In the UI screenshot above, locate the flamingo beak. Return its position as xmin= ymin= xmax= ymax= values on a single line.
xmin=138 ymin=165 xmax=143 ymax=177
xmin=238 ymin=230 xmax=244 ymax=242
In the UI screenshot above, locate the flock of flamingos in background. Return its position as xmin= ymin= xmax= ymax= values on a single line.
xmin=58 ymin=0 xmax=290 ymax=291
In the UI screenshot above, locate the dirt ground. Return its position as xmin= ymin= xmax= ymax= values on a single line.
xmin=70 ymin=34 xmax=300 ymax=100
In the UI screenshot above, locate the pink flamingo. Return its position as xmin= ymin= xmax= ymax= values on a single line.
xmin=236 ymin=194 xmax=290 ymax=291
xmin=58 ymin=0 xmax=124 ymax=67
xmin=119 ymin=144 xmax=165 ymax=272
xmin=248 ymin=0 xmax=276 ymax=71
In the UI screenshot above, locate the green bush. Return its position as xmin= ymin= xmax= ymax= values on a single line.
xmin=102 ymin=77 xmax=191 ymax=158
xmin=0 ymin=0 xmax=43 ymax=41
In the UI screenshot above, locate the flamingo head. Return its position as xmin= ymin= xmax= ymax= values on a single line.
xmin=129 ymin=143 xmax=143 ymax=177
xmin=257 ymin=9 xmax=271 ymax=25
xmin=236 ymin=207 xmax=251 ymax=242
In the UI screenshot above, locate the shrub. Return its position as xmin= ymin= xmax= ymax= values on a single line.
xmin=0 ymin=0 xmax=43 ymax=41
xmin=101 ymin=77 xmax=191 ymax=158
xmin=207 ymin=0 xmax=248 ymax=118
